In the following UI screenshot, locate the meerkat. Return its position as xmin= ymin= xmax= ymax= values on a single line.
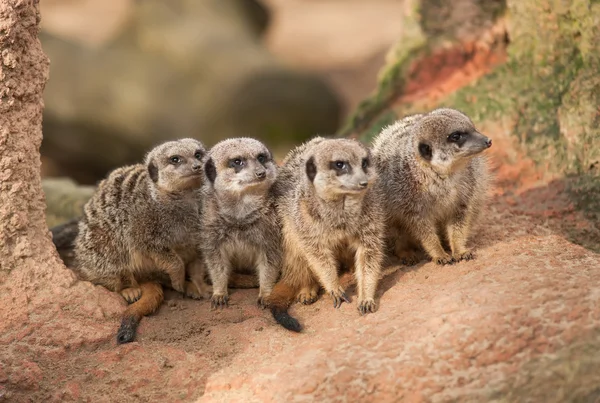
xmin=69 ymin=138 xmax=212 ymax=343
xmin=268 ymin=137 xmax=386 ymax=332
xmin=372 ymin=107 xmax=492 ymax=266
xmin=201 ymin=137 xmax=282 ymax=309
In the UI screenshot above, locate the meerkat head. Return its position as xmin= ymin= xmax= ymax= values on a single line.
xmin=204 ymin=137 xmax=277 ymax=195
xmin=414 ymin=108 xmax=492 ymax=178
xmin=144 ymin=138 xmax=207 ymax=193
xmin=304 ymin=138 xmax=374 ymax=199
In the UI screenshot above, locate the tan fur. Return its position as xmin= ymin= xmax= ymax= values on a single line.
xmin=268 ymin=137 xmax=386 ymax=331
xmin=200 ymin=138 xmax=282 ymax=308
xmin=372 ymin=108 xmax=492 ymax=265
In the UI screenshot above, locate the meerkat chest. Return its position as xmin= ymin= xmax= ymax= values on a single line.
xmin=425 ymin=178 xmax=464 ymax=219
xmin=222 ymin=239 xmax=263 ymax=269
xmin=174 ymin=245 xmax=200 ymax=265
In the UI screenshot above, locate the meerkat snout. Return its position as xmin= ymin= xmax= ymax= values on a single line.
xmin=192 ymin=161 xmax=202 ymax=172
xmin=452 ymin=130 xmax=492 ymax=156
xmin=255 ymin=165 xmax=267 ymax=180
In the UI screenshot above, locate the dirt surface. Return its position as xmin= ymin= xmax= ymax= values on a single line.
xmin=3 ymin=124 xmax=600 ymax=401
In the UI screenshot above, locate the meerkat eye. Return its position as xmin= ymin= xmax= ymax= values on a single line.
xmin=257 ymin=153 xmax=268 ymax=164
xmin=170 ymin=155 xmax=182 ymax=164
xmin=448 ymin=131 xmax=464 ymax=143
xmin=194 ymin=150 xmax=203 ymax=160
xmin=335 ymin=161 xmax=346 ymax=170
xmin=418 ymin=143 xmax=432 ymax=160
xmin=229 ymin=158 xmax=244 ymax=168
xmin=361 ymin=158 xmax=369 ymax=169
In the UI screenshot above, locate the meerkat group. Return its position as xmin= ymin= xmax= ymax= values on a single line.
xmin=50 ymin=107 xmax=492 ymax=340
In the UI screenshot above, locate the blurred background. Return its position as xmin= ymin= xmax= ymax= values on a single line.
xmin=39 ymin=0 xmax=404 ymax=185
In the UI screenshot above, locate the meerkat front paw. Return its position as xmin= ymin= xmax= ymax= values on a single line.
xmin=184 ymin=281 xmax=212 ymax=300
xmin=357 ymin=298 xmax=377 ymax=315
xmin=396 ymin=250 xmax=420 ymax=266
xmin=453 ymin=250 xmax=474 ymax=262
xmin=257 ymin=289 xmax=272 ymax=309
xmin=433 ymin=253 xmax=454 ymax=265
xmin=330 ymin=287 xmax=350 ymax=309
xmin=210 ymin=293 xmax=229 ymax=309
xmin=297 ymin=287 xmax=319 ymax=305
xmin=120 ymin=287 xmax=142 ymax=303
xmin=257 ymin=295 xmax=269 ymax=309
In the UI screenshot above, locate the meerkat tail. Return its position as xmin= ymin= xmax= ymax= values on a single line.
xmin=229 ymin=273 xmax=260 ymax=288
xmin=50 ymin=218 xmax=80 ymax=267
xmin=269 ymin=281 xmax=302 ymax=332
xmin=116 ymin=282 xmax=164 ymax=344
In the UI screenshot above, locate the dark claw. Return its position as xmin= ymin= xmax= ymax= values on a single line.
xmin=257 ymin=297 xmax=268 ymax=309
xmin=358 ymin=300 xmax=377 ymax=315
xmin=331 ymin=291 xmax=350 ymax=309
xmin=210 ymin=295 xmax=229 ymax=310
xmin=298 ymin=293 xmax=318 ymax=305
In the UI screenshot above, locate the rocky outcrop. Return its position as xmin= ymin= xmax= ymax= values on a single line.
xmin=40 ymin=0 xmax=341 ymax=184
xmin=1 ymin=0 xmax=51 ymax=273
xmin=341 ymin=0 xmax=599 ymax=178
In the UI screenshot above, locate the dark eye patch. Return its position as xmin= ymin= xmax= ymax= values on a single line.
xmin=448 ymin=131 xmax=468 ymax=146
xmin=418 ymin=143 xmax=432 ymax=161
xmin=228 ymin=157 xmax=245 ymax=172
xmin=257 ymin=153 xmax=269 ymax=165
xmin=169 ymin=155 xmax=182 ymax=164
xmin=228 ymin=158 xmax=244 ymax=167
xmin=194 ymin=150 xmax=204 ymax=160
xmin=329 ymin=160 xmax=351 ymax=176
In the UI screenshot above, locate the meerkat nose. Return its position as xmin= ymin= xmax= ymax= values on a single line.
xmin=485 ymin=138 xmax=492 ymax=148
xmin=192 ymin=163 xmax=201 ymax=171
xmin=255 ymin=170 xmax=266 ymax=179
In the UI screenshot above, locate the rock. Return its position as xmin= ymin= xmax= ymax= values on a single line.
xmin=201 ymin=234 xmax=600 ymax=401
xmin=340 ymin=0 xmax=600 ymax=180
xmin=40 ymin=0 xmax=340 ymax=184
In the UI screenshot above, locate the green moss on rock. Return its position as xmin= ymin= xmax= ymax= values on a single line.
xmin=339 ymin=0 xmax=507 ymax=137
xmin=450 ymin=0 xmax=599 ymax=175
xmin=345 ymin=0 xmax=599 ymax=180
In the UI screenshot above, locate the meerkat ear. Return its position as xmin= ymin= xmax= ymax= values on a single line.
xmin=305 ymin=156 xmax=317 ymax=182
xmin=205 ymin=157 xmax=217 ymax=183
xmin=147 ymin=159 xmax=159 ymax=182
